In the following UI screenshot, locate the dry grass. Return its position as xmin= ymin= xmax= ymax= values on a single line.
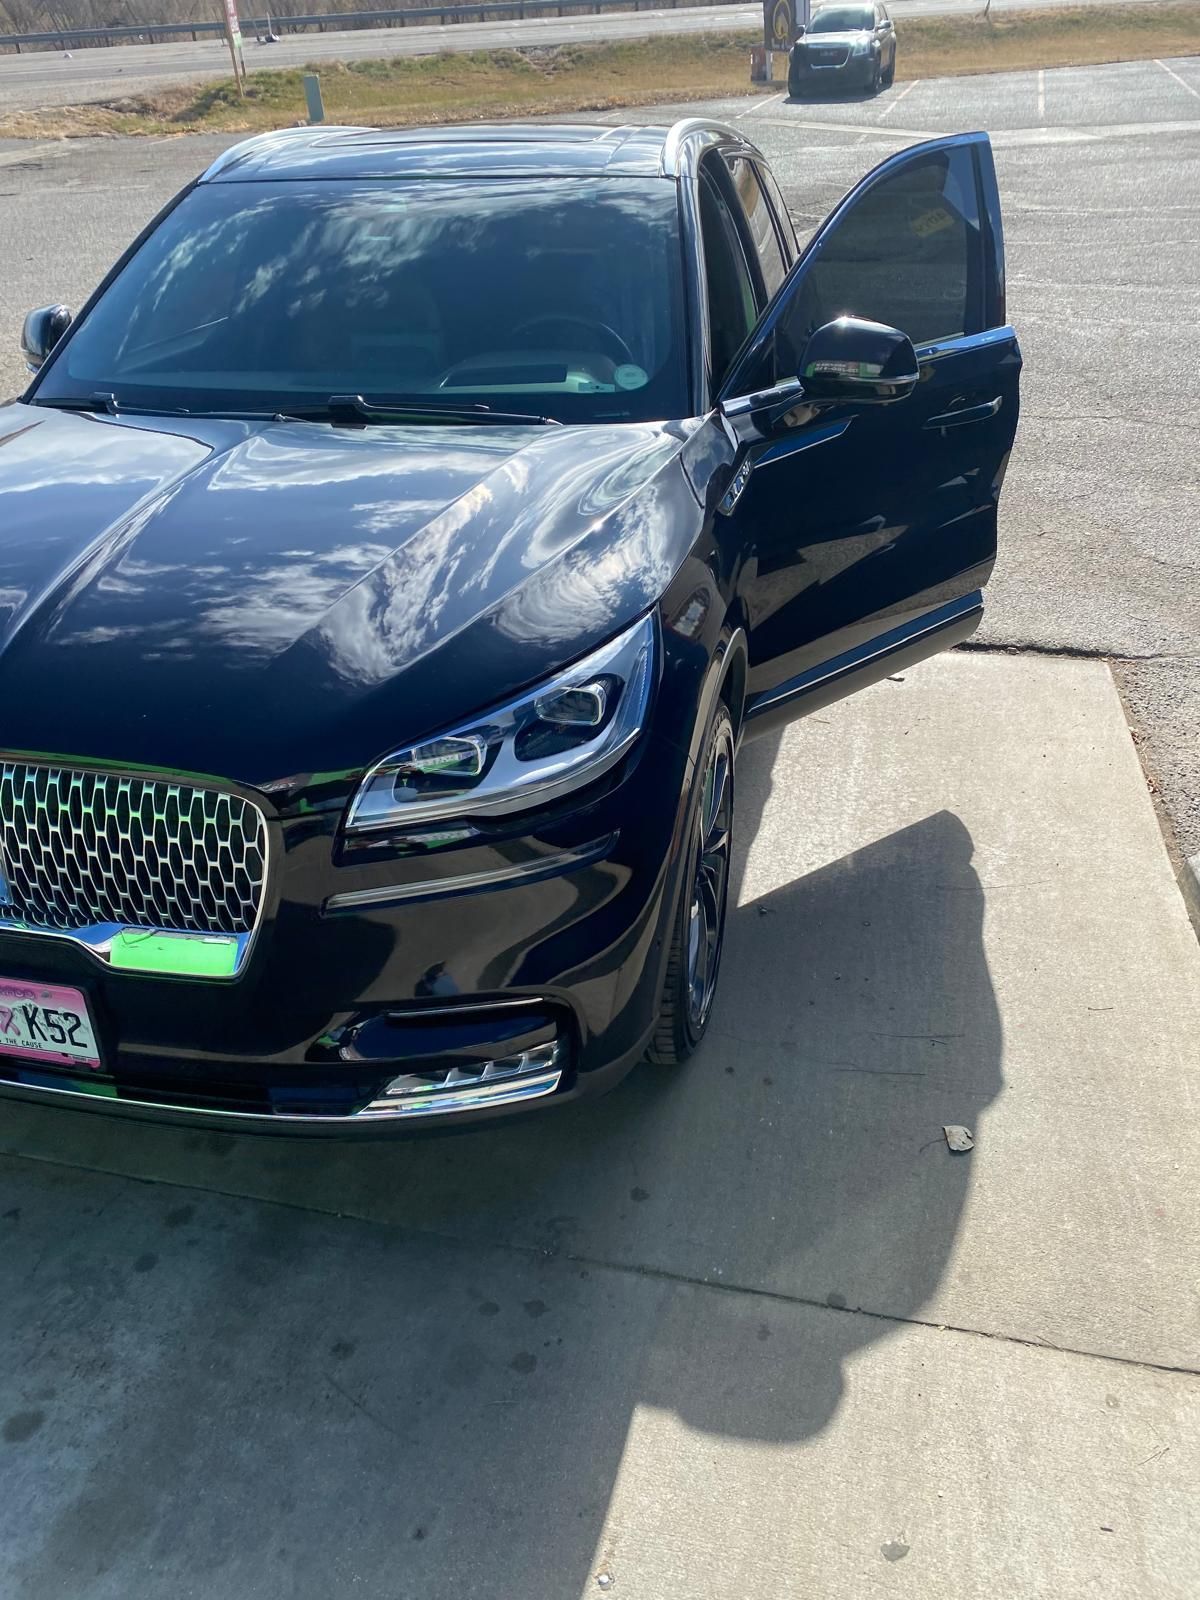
xmin=0 ymin=2 xmax=1196 ymax=138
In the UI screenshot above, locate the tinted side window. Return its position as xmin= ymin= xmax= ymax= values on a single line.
xmin=699 ymin=173 xmax=759 ymax=389
xmin=772 ymin=147 xmax=984 ymax=375
xmin=754 ymin=161 xmax=798 ymax=259
xmin=723 ymin=155 xmax=788 ymax=298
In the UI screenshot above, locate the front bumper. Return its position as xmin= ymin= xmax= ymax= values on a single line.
xmin=0 ymin=650 xmax=704 ymax=1134
xmin=788 ymin=49 xmax=878 ymax=90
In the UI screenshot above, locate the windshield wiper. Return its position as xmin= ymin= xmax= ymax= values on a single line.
xmin=281 ymin=395 xmax=561 ymax=427
xmin=36 ymin=392 xmax=121 ymax=416
xmin=31 ymin=394 xmax=560 ymax=427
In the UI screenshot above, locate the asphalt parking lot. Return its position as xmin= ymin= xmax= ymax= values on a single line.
xmin=0 ymin=56 xmax=1198 ymax=1599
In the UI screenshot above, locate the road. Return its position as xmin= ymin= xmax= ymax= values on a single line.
xmin=0 ymin=58 xmax=1198 ymax=1599
xmin=0 ymin=0 xmax=1178 ymax=109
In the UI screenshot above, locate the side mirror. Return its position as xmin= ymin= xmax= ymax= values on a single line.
xmin=795 ymin=22 xmax=805 ymax=34
xmin=798 ymin=316 xmax=918 ymax=404
xmin=21 ymin=304 xmax=72 ymax=373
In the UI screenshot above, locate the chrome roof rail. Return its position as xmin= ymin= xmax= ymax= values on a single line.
xmin=660 ymin=118 xmax=756 ymax=177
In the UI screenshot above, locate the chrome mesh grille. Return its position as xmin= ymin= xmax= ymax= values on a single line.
xmin=0 ymin=764 xmax=268 ymax=938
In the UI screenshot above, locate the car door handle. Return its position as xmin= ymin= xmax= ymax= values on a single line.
xmin=923 ymin=397 xmax=1003 ymax=430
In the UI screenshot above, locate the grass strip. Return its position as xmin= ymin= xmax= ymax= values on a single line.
xmin=0 ymin=1 xmax=1196 ymax=137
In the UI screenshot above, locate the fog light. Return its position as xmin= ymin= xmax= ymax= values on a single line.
xmin=360 ymin=1039 xmax=564 ymax=1119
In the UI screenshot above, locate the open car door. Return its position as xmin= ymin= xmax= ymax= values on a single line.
xmin=715 ymin=132 xmax=1021 ymax=738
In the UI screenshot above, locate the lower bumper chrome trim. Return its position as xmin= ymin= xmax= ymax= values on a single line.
xmin=0 ymin=919 xmax=252 ymax=978
xmin=358 ymin=1067 xmax=562 ymax=1119
xmin=0 ymin=1064 xmax=564 ymax=1125
xmin=0 ymin=1040 xmax=566 ymax=1126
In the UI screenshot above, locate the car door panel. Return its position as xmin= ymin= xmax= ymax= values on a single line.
xmin=716 ymin=133 xmax=1020 ymax=719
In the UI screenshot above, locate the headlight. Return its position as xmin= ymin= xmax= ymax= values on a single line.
xmin=346 ymin=612 xmax=658 ymax=831
xmin=851 ymin=35 xmax=872 ymax=52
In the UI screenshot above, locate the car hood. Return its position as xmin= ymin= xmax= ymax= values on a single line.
xmin=0 ymin=404 xmax=701 ymax=791
xmin=801 ymin=29 xmax=870 ymax=45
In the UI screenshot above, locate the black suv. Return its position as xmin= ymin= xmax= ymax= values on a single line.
xmin=789 ymin=3 xmax=898 ymax=96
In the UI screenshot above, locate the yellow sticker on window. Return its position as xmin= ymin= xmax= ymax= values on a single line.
xmin=911 ymin=207 xmax=956 ymax=238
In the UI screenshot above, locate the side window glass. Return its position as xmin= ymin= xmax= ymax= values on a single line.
xmin=698 ymin=172 xmax=759 ymax=390
xmin=754 ymin=161 xmax=798 ymax=260
xmin=771 ymin=146 xmax=984 ymax=378
xmin=723 ymin=155 xmax=789 ymax=298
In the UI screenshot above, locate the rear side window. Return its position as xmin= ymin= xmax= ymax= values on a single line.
xmin=723 ymin=156 xmax=789 ymax=298
xmin=698 ymin=173 xmax=760 ymax=389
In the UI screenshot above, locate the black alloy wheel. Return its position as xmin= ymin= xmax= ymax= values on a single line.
xmin=648 ymin=703 xmax=736 ymax=1065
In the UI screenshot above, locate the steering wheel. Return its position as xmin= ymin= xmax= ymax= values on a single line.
xmin=510 ymin=313 xmax=635 ymax=366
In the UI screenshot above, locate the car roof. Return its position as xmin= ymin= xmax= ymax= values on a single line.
xmin=198 ymin=119 xmax=761 ymax=184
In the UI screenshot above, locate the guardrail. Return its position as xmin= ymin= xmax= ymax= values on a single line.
xmin=0 ymin=0 xmax=740 ymax=52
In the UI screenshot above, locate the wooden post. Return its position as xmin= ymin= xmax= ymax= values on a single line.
xmin=221 ymin=0 xmax=247 ymax=96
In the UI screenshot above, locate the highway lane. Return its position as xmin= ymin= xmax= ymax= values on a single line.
xmin=0 ymin=0 xmax=1179 ymax=110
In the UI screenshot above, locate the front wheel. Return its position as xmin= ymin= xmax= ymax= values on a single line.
xmin=882 ymin=53 xmax=896 ymax=87
xmin=648 ymin=703 xmax=736 ymax=1065
xmin=870 ymin=57 xmax=883 ymax=94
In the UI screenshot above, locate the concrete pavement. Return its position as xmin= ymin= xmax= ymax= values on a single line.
xmin=1 ymin=652 xmax=1197 ymax=1597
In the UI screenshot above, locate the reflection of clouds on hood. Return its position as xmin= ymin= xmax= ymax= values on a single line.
xmin=494 ymin=479 xmax=677 ymax=646
xmin=204 ymin=425 xmax=517 ymax=497
xmin=308 ymin=424 xmax=687 ymax=683
xmin=199 ymin=544 xmax=395 ymax=655
xmin=315 ymin=482 xmax=494 ymax=686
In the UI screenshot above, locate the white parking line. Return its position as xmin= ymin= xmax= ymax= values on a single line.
xmin=1156 ymin=58 xmax=1200 ymax=100
xmin=878 ymin=78 xmax=920 ymax=120
xmin=737 ymin=90 xmax=785 ymax=119
xmin=1038 ymin=69 xmax=1046 ymax=120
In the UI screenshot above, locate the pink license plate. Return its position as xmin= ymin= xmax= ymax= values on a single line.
xmin=0 ymin=977 xmax=102 ymax=1071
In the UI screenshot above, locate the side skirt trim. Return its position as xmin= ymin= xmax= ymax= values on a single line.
xmin=742 ymin=592 xmax=984 ymax=740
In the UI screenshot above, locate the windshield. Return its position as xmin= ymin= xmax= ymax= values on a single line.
xmin=810 ymin=6 xmax=874 ymax=31
xmin=34 ymin=177 xmax=689 ymax=425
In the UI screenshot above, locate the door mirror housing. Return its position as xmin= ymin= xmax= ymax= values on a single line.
xmin=21 ymin=304 xmax=72 ymax=373
xmin=799 ymin=317 xmax=919 ymax=404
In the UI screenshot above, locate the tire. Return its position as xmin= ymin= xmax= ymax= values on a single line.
xmin=647 ymin=702 xmax=736 ymax=1066
xmin=870 ymin=58 xmax=883 ymax=94
xmin=883 ymin=53 xmax=896 ymax=87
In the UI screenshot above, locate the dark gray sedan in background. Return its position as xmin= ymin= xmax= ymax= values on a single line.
xmin=789 ymin=3 xmax=898 ymax=96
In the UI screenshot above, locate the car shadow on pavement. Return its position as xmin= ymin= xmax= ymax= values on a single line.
xmin=784 ymin=88 xmax=883 ymax=105
xmin=0 ymin=735 xmax=1002 ymax=1599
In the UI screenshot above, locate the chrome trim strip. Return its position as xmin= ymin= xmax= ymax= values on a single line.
xmin=746 ymin=594 xmax=983 ymax=720
xmin=358 ymin=1068 xmax=562 ymax=1120
xmin=323 ymin=834 xmax=616 ymax=914
xmin=0 ymin=1065 xmax=562 ymax=1124
xmin=661 ymin=118 xmax=753 ymax=177
xmin=0 ymin=919 xmax=254 ymax=979
xmin=916 ymin=326 xmax=1018 ymax=362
